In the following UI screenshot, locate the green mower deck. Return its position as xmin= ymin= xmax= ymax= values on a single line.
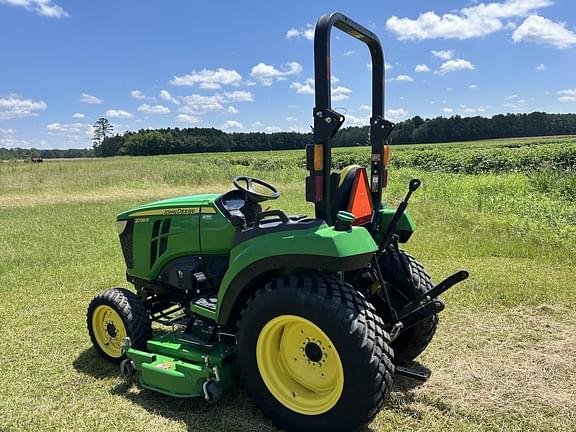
xmin=126 ymin=333 xmax=236 ymax=398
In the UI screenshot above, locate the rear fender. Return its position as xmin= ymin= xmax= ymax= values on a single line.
xmin=375 ymin=207 xmax=416 ymax=243
xmin=216 ymin=222 xmax=377 ymax=325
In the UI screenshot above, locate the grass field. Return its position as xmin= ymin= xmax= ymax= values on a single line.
xmin=1 ymin=136 xmax=575 ymax=431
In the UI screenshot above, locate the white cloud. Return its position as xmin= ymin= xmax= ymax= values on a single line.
xmin=0 ymin=94 xmax=47 ymax=120
xmin=343 ymin=50 xmax=355 ymax=56
xmin=441 ymin=107 xmax=454 ymax=114
xmin=46 ymin=122 xmax=92 ymax=141
xmin=250 ymin=62 xmax=302 ymax=86
xmin=431 ymin=49 xmax=454 ymax=60
xmin=0 ymin=0 xmax=68 ymax=18
xmin=178 ymin=95 xmax=224 ymax=115
xmin=227 ymin=106 xmax=239 ymax=114
xmin=159 ymin=89 xmax=180 ymax=105
xmin=286 ymin=25 xmax=314 ymax=41
xmin=415 ymin=64 xmax=430 ymax=73
xmin=222 ymin=90 xmax=254 ymax=102
xmin=79 ymin=93 xmax=102 ymax=104
xmin=437 ymin=59 xmax=475 ymax=74
xmin=170 ymin=68 xmax=242 ymax=89
xmin=359 ymin=105 xmax=371 ymax=111
xmin=386 ymin=0 xmax=552 ymax=40
xmin=332 ymin=86 xmax=352 ymax=101
xmin=0 ymin=127 xmax=32 ymax=147
xmin=503 ymin=98 xmax=528 ymax=110
xmin=176 ymin=91 xmax=253 ymax=115
xmin=222 ymin=120 xmax=243 ymax=130
xmin=290 ymin=78 xmax=315 ymax=95
xmin=291 ymin=78 xmax=351 ymax=100
xmin=345 ymin=115 xmax=369 ymax=127
xmin=506 ymin=94 xmax=518 ymax=99
xmin=469 ymin=84 xmax=478 ymax=89
xmin=105 ymin=109 xmax=133 ymax=119
xmin=130 ymin=90 xmax=146 ymax=100
xmin=265 ymin=126 xmax=282 ymax=133
xmin=512 ymin=15 xmax=576 ymax=49
xmin=137 ymin=104 xmax=170 ymax=114
xmin=557 ymin=89 xmax=576 ymax=102
xmin=368 ymin=61 xmax=393 ymax=70
xmin=176 ymin=114 xmax=201 ymax=124
xmin=535 ymin=63 xmax=547 ymax=71
xmin=389 ymin=74 xmax=414 ymax=82
xmin=285 ymin=116 xmax=298 ymax=122
xmin=386 ymin=108 xmax=409 ymax=120
xmin=72 ymin=112 xmax=85 ymax=119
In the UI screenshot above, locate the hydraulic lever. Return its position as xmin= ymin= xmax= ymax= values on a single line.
xmin=378 ymin=178 xmax=421 ymax=253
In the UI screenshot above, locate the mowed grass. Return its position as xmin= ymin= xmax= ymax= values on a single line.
xmin=1 ymin=137 xmax=575 ymax=431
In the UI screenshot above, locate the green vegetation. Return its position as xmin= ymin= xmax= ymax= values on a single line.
xmin=1 ymin=136 xmax=575 ymax=431
xmin=92 ymin=112 xmax=576 ymax=157
xmin=4 ymin=112 xmax=576 ymax=161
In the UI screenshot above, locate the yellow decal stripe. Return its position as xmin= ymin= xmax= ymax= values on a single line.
xmin=129 ymin=207 xmax=200 ymax=217
xmin=201 ymin=207 xmax=217 ymax=214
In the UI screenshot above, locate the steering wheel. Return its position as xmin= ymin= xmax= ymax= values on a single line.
xmin=233 ymin=176 xmax=280 ymax=203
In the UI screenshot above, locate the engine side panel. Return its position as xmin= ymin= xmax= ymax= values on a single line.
xmin=128 ymin=211 xmax=201 ymax=280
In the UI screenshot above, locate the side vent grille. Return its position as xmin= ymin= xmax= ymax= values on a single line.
xmin=150 ymin=218 xmax=171 ymax=267
xmin=119 ymin=219 xmax=134 ymax=268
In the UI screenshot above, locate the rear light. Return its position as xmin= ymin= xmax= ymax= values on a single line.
xmin=313 ymin=144 xmax=323 ymax=170
xmin=383 ymin=145 xmax=391 ymax=166
xmin=306 ymin=144 xmax=325 ymax=203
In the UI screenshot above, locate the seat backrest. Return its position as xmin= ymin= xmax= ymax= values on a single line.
xmin=331 ymin=164 xmax=373 ymax=224
xmin=331 ymin=164 xmax=360 ymax=218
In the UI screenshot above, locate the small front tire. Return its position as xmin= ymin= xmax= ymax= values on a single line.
xmin=87 ymin=288 xmax=152 ymax=364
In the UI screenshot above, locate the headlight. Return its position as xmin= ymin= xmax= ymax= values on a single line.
xmin=116 ymin=220 xmax=128 ymax=235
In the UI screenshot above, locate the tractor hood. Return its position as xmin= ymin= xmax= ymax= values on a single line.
xmin=117 ymin=193 xmax=220 ymax=220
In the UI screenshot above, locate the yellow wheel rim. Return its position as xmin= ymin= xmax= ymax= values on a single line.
xmin=256 ymin=315 xmax=344 ymax=415
xmin=91 ymin=305 xmax=127 ymax=358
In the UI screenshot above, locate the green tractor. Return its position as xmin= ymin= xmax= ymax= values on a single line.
xmin=87 ymin=12 xmax=468 ymax=432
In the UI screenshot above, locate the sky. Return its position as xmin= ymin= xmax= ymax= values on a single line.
xmin=0 ymin=0 xmax=575 ymax=149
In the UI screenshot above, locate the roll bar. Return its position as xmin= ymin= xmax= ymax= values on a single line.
xmin=307 ymin=12 xmax=394 ymax=225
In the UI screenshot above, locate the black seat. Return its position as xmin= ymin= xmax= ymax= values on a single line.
xmin=331 ymin=164 xmax=361 ymax=220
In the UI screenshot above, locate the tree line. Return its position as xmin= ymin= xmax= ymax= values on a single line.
xmin=2 ymin=112 xmax=576 ymax=160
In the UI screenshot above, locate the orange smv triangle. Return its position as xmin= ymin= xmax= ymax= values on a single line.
xmin=347 ymin=168 xmax=373 ymax=225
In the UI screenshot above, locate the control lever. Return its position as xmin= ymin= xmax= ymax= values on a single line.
xmin=378 ymin=178 xmax=421 ymax=253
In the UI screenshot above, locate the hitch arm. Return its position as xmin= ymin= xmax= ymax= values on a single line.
xmin=425 ymin=270 xmax=469 ymax=300
xmin=397 ymin=270 xmax=470 ymax=330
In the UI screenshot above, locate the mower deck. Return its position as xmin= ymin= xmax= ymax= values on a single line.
xmin=126 ymin=332 xmax=236 ymax=398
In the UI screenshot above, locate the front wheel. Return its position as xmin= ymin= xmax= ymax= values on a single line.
xmin=87 ymin=288 xmax=152 ymax=363
xmin=238 ymin=272 xmax=394 ymax=432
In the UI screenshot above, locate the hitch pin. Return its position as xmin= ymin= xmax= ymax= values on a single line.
xmin=389 ymin=322 xmax=404 ymax=342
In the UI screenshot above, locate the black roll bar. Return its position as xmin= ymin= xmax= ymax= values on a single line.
xmin=311 ymin=12 xmax=394 ymax=225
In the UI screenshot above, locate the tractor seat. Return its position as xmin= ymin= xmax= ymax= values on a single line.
xmin=331 ymin=164 xmax=361 ymax=217
xmin=331 ymin=164 xmax=373 ymax=224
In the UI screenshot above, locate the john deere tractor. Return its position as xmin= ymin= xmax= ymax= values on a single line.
xmin=87 ymin=12 xmax=468 ymax=432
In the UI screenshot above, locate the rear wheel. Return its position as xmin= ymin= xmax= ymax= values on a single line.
xmin=87 ymin=288 xmax=152 ymax=363
xmin=238 ymin=272 xmax=394 ymax=432
xmin=379 ymin=248 xmax=438 ymax=364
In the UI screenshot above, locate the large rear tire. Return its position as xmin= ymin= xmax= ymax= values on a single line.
xmin=379 ymin=248 xmax=438 ymax=364
xmin=87 ymin=288 xmax=152 ymax=363
xmin=238 ymin=272 xmax=394 ymax=432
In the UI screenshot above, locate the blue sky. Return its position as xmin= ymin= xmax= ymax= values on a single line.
xmin=0 ymin=0 xmax=575 ymax=149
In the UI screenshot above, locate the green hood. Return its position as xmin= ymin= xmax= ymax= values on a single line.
xmin=118 ymin=193 xmax=220 ymax=220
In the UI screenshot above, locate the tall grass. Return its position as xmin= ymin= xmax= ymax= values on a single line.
xmin=1 ymin=136 xmax=575 ymax=431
